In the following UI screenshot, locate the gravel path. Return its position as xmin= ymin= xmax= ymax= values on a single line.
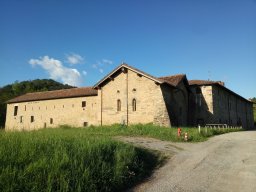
xmin=117 ymin=130 xmax=256 ymax=192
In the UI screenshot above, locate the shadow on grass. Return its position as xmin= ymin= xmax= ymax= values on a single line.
xmin=124 ymin=147 xmax=168 ymax=192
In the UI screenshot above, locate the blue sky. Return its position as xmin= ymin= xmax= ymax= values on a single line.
xmin=0 ymin=0 xmax=255 ymax=98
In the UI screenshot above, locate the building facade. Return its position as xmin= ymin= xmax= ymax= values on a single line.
xmin=5 ymin=64 xmax=254 ymax=131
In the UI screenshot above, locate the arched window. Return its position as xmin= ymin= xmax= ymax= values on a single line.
xmin=132 ymin=98 xmax=136 ymax=111
xmin=117 ymin=99 xmax=121 ymax=111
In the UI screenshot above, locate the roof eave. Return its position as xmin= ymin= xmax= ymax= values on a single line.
xmin=93 ymin=64 xmax=163 ymax=88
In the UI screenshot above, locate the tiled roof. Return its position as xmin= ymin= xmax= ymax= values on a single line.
xmin=158 ymin=74 xmax=186 ymax=87
xmin=7 ymin=87 xmax=98 ymax=103
xmin=189 ymin=80 xmax=225 ymax=86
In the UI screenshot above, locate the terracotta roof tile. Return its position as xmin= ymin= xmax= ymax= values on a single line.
xmin=189 ymin=80 xmax=225 ymax=86
xmin=7 ymin=87 xmax=98 ymax=103
xmin=158 ymin=74 xmax=186 ymax=87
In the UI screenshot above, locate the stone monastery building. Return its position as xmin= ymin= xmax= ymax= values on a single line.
xmin=5 ymin=64 xmax=254 ymax=131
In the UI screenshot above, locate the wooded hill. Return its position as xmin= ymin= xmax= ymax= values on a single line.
xmin=0 ymin=79 xmax=74 ymax=128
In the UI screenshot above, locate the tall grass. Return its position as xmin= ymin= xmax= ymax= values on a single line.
xmin=0 ymin=130 xmax=159 ymax=192
xmin=58 ymin=124 xmax=243 ymax=142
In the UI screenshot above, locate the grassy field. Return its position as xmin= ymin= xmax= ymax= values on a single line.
xmin=0 ymin=129 xmax=161 ymax=192
xmin=0 ymin=124 xmax=242 ymax=191
xmin=58 ymin=123 xmax=243 ymax=142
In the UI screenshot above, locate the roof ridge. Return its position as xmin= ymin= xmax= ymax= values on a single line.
xmin=24 ymin=86 xmax=94 ymax=95
xmin=7 ymin=86 xmax=97 ymax=104
xmin=158 ymin=74 xmax=186 ymax=78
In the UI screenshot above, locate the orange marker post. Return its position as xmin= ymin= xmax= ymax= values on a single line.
xmin=177 ymin=128 xmax=182 ymax=137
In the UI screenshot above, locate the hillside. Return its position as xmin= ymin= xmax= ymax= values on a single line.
xmin=0 ymin=79 xmax=74 ymax=127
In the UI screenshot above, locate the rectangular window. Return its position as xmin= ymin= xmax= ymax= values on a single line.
xmin=20 ymin=116 xmax=23 ymax=123
xmin=82 ymin=101 xmax=86 ymax=107
xmin=14 ymin=106 xmax=18 ymax=116
xmin=83 ymin=122 xmax=88 ymax=127
xmin=50 ymin=118 xmax=53 ymax=124
xmin=117 ymin=99 xmax=121 ymax=111
xmin=31 ymin=116 xmax=34 ymax=123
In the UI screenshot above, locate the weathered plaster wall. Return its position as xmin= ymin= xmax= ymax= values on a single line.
xmin=5 ymin=96 xmax=99 ymax=131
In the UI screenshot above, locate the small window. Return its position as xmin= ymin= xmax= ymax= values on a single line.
xmin=24 ymin=105 xmax=26 ymax=111
xmin=50 ymin=118 xmax=53 ymax=124
xmin=14 ymin=106 xmax=18 ymax=116
xmin=20 ymin=116 xmax=23 ymax=123
xmin=39 ymin=106 xmax=40 ymax=110
xmin=83 ymin=122 xmax=88 ymax=127
xmin=82 ymin=101 xmax=86 ymax=107
xmin=132 ymin=88 xmax=136 ymax=92
xmin=132 ymin=99 xmax=136 ymax=111
xmin=117 ymin=99 xmax=121 ymax=111
xmin=63 ymin=105 xmax=64 ymax=108
xmin=117 ymin=90 xmax=120 ymax=93
xmin=31 ymin=116 xmax=34 ymax=123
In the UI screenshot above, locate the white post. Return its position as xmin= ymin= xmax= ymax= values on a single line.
xmin=198 ymin=125 xmax=201 ymax=134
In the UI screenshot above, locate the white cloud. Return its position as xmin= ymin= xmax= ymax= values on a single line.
xmin=92 ymin=64 xmax=98 ymax=69
xmin=82 ymin=70 xmax=87 ymax=76
xmin=92 ymin=59 xmax=113 ymax=73
xmin=102 ymin=59 xmax=113 ymax=65
xmin=29 ymin=56 xmax=82 ymax=86
xmin=66 ymin=53 xmax=84 ymax=65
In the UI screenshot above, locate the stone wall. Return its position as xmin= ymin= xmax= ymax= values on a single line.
xmin=189 ymin=86 xmax=214 ymax=125
xmin=212 ymin=85 xmax=254 ymax=129
xmin=5 ymin=96 xmax=99 ymax=131
xmin=189 ymin=84 xmax=254 ymax=129
xmin=161 ymin=82 xmax=188 ymax=126
xmin=100 ymin=68 xmax=171 ymax=126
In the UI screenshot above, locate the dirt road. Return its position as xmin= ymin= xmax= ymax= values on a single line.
xmin=118 ymin=130 xmax=256 ymax=192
